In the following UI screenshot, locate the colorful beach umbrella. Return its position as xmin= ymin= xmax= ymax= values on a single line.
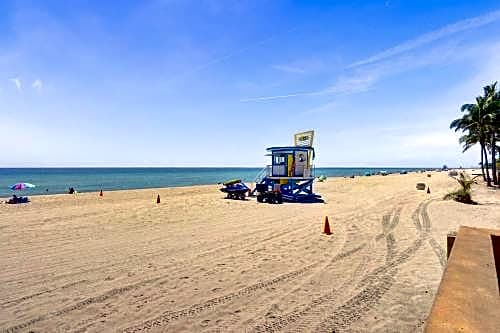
xmin=10 ymin=182 xmax=36 ymax=190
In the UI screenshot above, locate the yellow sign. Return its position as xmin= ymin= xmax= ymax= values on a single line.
xmin=294 ymin=130 xmax=314 ymax=147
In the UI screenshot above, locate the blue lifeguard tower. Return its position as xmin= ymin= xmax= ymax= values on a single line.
xmin=254 ymin=131 xmax=323 ymax=203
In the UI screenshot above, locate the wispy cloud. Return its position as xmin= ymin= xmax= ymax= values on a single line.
xmin=241 ymin=66 xmax=379 ymax=102
xmin=241 ymin=72 xmax=375 ymax=102
xmin=9 ymin=77 xmax=22 ymax=91
xmin=349 ymin=9 xmax=500 ymax=68
xmin=240 ymin=90 xmax=324 ymax=102
xmin=166 ymin=26 xmax=299 ymax=84
xmin=32 ymin=79 xmax=43 ymax=93
xmin=242 ymin=9 xmax=500 ymax=103
xmin=319 ymin=43 xmax=460 ymax=109
xmin=328 ymin=74 xmax=375 ymax=94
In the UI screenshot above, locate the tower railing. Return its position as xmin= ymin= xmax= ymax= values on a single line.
xmin=254 ymin=166 xmax=270 ymax=183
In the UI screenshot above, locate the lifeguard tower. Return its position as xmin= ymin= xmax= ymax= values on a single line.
xmin=254 ymin=130 xmax=323 ymax=203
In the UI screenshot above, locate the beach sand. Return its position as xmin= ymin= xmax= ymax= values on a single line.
xmin=1 ymin=171 xmax=499 ymax=332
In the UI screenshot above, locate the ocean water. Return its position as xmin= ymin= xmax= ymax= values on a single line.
xmin=0 ymin=167 xmax=425 ymax=197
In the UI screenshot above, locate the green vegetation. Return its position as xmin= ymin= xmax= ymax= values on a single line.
xmin=443 ymin=172 xmax=477 ymax=204
xmin=450 ymin=82 xmax=500 ymax=187
xmin=443 ymin=172 xmax=477 ymax=205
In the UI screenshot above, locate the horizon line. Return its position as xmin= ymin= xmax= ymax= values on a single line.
xmin=0 ymin=165 xmax=468 ymax=169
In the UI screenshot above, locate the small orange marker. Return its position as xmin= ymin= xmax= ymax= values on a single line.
xmin=156 ymin=194 xmax=161 ymax=204
xmin=323 ymin=216 xmax=332 ymax=235
xmin=99 ymin=189 xmax=103 ymax=197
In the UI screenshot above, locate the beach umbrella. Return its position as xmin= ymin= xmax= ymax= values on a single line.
xmin=10 ymin=182 xmax=36 ymax=191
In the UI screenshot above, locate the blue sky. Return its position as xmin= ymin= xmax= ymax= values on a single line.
xmin=1 ymin=0 xmax=500 ymax=167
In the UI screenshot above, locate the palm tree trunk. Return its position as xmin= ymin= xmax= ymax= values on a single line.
xmin=492 ymin=133 xmax=498 ymax=185
xmin=482 ymin=144 xmax=492 ymax=186
xmin=480 ymin=142 xmax=486 ymax=181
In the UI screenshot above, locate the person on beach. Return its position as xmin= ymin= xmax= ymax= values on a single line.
xmin=5 ymin=195 xmax=29 ymax=204
xmin=9 ymin=194 xmax=18 ymax=204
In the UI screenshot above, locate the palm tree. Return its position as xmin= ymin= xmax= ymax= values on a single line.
xmin=491 ymin=87 xmax=499 ymax=185
xmin=451 ymin=95 xmax=493 ymax=186
xmin=451 ymin=112 xmax=482 ymax=179
xmin=483 ymin=82 xmax=500 ymax=185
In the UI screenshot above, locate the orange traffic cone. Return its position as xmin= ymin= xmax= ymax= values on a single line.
xmin=99 ymin=189 xmax=103 ymax=197
xmin=156 ymin=194 xmax=161 ymax=204
xmin=427 ymin=187 xmax=431 ymax=194
xmin=323 ymin=216 xmax=332 ymax=235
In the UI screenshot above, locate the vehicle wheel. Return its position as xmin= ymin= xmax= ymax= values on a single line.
xmin=276 ymin=193 xmax=283 ymax=204
xmin=257 ymin=195 xmax=264 ymax=203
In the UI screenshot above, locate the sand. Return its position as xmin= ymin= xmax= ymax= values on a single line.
xmin=1 ymin=171 xmax=499 ymax=333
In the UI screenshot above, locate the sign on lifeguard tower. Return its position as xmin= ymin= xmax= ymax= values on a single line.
xmin=294 ymin=130 xmax=314 ymax=147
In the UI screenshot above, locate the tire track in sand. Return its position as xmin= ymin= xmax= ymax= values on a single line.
xmin=1 ymin=202 xmax=403 ymax=333
xmin=248 ymin=246 xmax=370 ymax=333
xmin=1 ymin=220 xmax=314 ymax=333
xmin=313 ymin=201 xmax=433 ymax=332
xmin=2 ymin=218 xmax=311 ymax=310
xmin=314 ymin=270 xmax=397 ymax=333
xmin=420 ymin=200 xmax=447 ymax=268
xmin=1 ymin=219 xmax=301 ymax=288
xmin=1 ymin=280 xmax=89 ymax=307
xmin=4 ymin=207 xmax=377 ymax=333
xmin=122 ymin=233 xmax=369 ymax=333
xmin=247 ymin=207 xmax=402 ymax=333
xmin=121 ymin=262 xmax=319 ymax=333
xmin=1 ymin=275 xmax=166 ymax=333
xmin=428 ymin=238 xmax=446 ymax=268
xmin=375 ymin=207 xmax=402 ymax=242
